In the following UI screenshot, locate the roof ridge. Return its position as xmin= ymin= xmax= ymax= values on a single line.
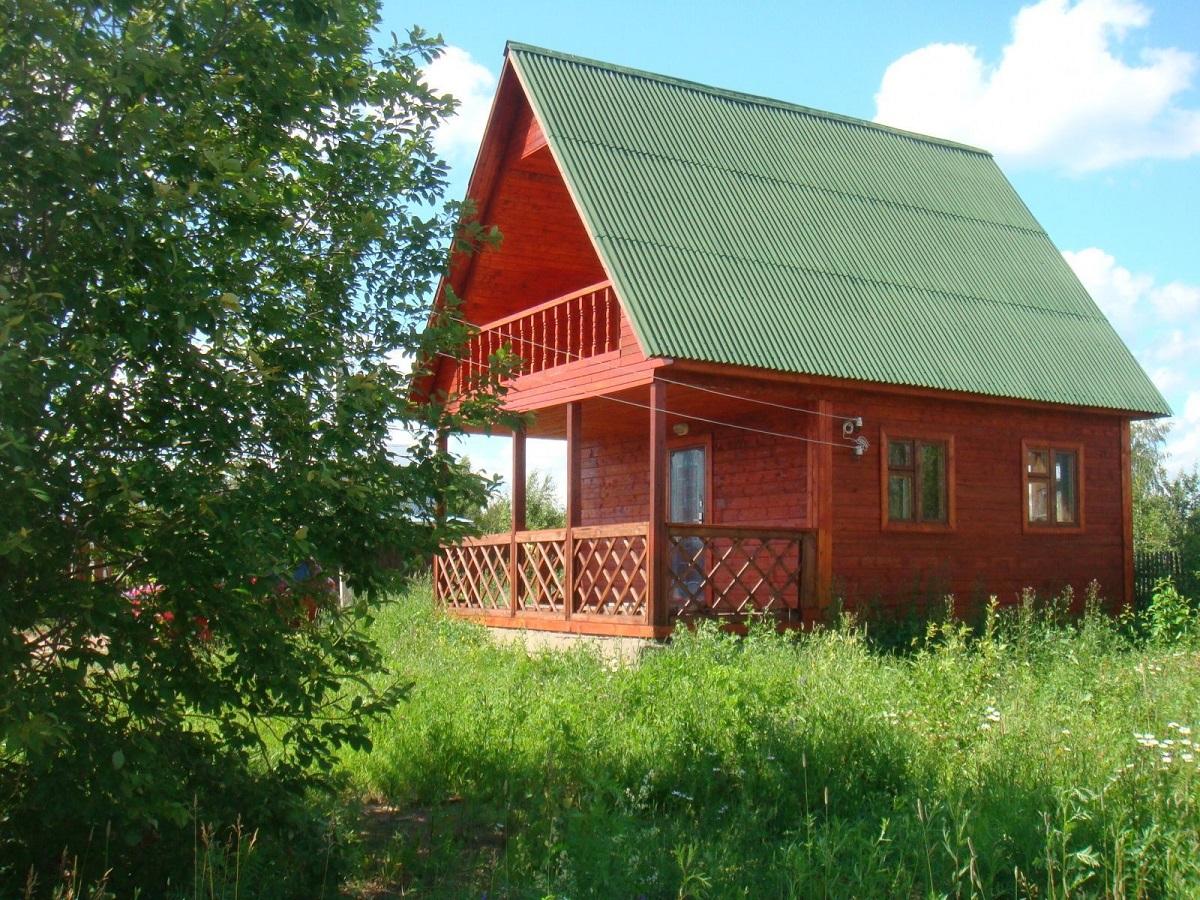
xmin=505 ymin=41 xmax=993 ymax=158
xmin=555 ymin=133 xmax=1047 ymax=239
xmin=599 ymin=234 xmax=1106 ymax=325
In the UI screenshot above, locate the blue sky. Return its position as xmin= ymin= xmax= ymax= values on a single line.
xmin=381 ymin=0 xmax=1200 ymax=488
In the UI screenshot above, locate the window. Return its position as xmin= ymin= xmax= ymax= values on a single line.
xmin=881 ymin=433 xmax=954 ymax=530
xmin=1023 ymin=442 xmax=1082 ymax=529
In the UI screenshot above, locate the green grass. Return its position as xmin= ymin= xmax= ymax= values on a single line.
xmin=336 ymin=584 xmax=1200 ymax=898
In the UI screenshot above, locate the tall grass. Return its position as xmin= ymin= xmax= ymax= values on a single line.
xmin=341 ymin=583 xmax=1200 ymax=898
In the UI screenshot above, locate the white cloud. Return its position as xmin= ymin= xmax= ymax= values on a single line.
xmin=1148 ymin=280 xmax=1200 ymax=323
xmin=1062 ymin=247 xmax=1152 ymax=334
xmin=874 ymin=0 xmax=1200 ymax=172
xmin=1063 ymin=247 xmax=1200 ymax=472
xmin=1169 ymin=392 xmax=1200 ymax=471
xmin=424 ymin=46 xmax=496 ymax=168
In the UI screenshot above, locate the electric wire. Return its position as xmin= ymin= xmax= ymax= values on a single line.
xmin=431 ymin=350 xmax=859 ymax=452
xmin=443 ymin=314 xmax=855 ymax=421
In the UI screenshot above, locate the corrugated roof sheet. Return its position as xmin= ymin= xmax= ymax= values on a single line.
xmin=508 ymin=43 xmax=1170 ymax=415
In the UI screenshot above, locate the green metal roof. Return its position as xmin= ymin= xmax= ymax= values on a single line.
xmin=506 ymin=43 xmax=1170 ymax=415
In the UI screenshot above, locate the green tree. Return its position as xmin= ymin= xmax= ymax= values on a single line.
xmin=1131 ymin=421 xmax=1200 ymax=597
xmin=1131 ymin=419 xmax=1174 ymax=551
xmin=475 ymin=469 xmax=567 ymax=533
xmin=0 ymin=1 xmax=500 ymax=891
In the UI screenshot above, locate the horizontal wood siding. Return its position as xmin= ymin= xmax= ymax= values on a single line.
xmin=712 ymin=416 xmax=811 ymax=528
xmin=827 ymin=389 xmax=1126 ymax=614
xmin=575 ymin=376 xmax=1127 ymax=615
xmin=582 ymin=435 xmax=649 ymax=526
xmin=581 ymin=405 xmax=812 ymax=528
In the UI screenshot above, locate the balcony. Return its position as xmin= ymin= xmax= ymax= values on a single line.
xmin=453 ymin=281 xmax=620 ymax=392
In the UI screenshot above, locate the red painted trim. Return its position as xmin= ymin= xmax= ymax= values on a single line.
xmin=816 ymin=400 xmax=834 ymax=610
xmin=670 ymin=359 xmax=1160 ymax=420
xmin=448 ymin=609 xmax=672 ymax=639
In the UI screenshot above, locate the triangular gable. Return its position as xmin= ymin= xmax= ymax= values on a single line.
xmin=423 ymin=58 xmax=660 ymax=413
xmin=436 ymin=57 xmax=609 ymax=333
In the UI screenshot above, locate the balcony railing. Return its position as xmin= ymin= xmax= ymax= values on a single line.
xmin=435 ymin=523 xmax=815 ymax=634
xmin=454 ymin=281 xmax=619 ymax=391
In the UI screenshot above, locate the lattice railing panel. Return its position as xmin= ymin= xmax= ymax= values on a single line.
xmin=516 ymin=537 xmax=567 ymax=612
xmin=573 ymin=532 xmax=649 ymax=619
xmin=667 ymin=527 xmax=807 ymax=618
xmin=437 ymin=540 xmax=511 ymax=611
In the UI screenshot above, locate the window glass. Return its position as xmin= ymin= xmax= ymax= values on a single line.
xmin=885 ymin=436 xmax=949 ymax=526
xmin=1028 ymin=480 xmax=1049 ymax=523
xmin=1025 ymin=445 xmax=1079 ymax=527
xmin=888 ymin=440 xmax=913 ymax=468
xmin=1055 ymin=451 xmax=1076 ymax=524
xmin=889 ymin=475 xmax=912 ymax=521
xmin=920 ymin=443 xmax=946 ymax=521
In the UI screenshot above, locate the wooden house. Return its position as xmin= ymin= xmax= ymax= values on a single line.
xmin=419 ymin=44 xmax=1170 ymax=638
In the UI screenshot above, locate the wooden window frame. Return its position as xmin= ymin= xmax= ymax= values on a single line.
xmin=1021 ymin=440 xmax=1085 ymax=533
xmin=880 ymin=430 xmax=956 ymax=532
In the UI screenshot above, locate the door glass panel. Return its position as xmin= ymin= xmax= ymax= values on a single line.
xmin=670 ymin=446 xmax=705 ymax=524
xmin=669 ymin=445 xmax=706 ymax=608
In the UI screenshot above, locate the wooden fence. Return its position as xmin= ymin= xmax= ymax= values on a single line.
xmin=1134 ymin=549 xmax=1181 ymax=607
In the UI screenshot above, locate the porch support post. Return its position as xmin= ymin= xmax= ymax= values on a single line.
xmin=565 ymin=401 xmax=582 ymax=619
xmin=566 ymin=402 xmax=582 ymax=529
xmin=512 ymin=425 xmax=527 ymax=532
xmin=435 ymin=431 xmax=449 ymax=531
xmin=509 ymin=426 xmax=526 ymax=617
xmin=434 ymin=431 xmax=449 ymax=608
xmin=816 ymin=399 xmax=834 ymax=615
xmin=648 ymin=379 xmax=668 ymax=628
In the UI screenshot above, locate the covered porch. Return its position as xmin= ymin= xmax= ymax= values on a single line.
xmin=435 ymin=357 xmax=840 ymax=637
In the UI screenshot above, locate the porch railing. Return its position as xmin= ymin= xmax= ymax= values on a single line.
xmin=666 ymin=525 xmax=813 ymax=620
xmin=455 ymin=281 xmax=619 ymax=390
xmin=435 ymin=523 xmax=814 ymax=631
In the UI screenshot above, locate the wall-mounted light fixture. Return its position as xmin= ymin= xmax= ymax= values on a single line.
xmin=672 ymin=422 xmax=690 ymax=436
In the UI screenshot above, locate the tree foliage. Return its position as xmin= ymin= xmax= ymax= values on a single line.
xmin=0 ymin=0 xmax=500 ymax=890
xmin=1131 ymin=421 xmax=1200 ymax=596
xmin=474 ymin=468 xmax=567 ymax=534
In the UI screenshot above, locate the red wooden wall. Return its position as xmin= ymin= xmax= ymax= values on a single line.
xmin=826 ymin=387 xmax=1126 ymax=615
xmin=576 ymin=375 xmax=1130 ymax=614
